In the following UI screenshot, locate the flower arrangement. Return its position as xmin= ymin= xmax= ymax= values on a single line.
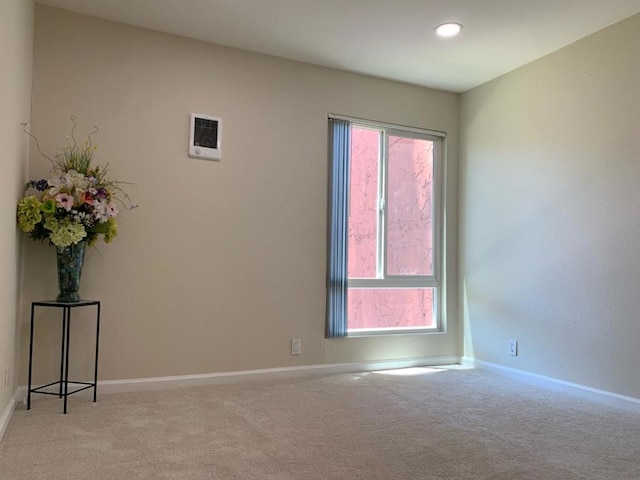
xmin=17 ymin=117 xmax=136 ymax=248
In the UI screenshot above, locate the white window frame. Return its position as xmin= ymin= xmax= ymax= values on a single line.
xmin=333 ymin=115 xmax=445 ymax=335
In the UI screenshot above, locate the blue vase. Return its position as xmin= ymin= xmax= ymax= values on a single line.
xmin=56 ymin=241 xmax=86 ymax=302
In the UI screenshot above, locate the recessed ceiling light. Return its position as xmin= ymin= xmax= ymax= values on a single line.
xmin=435 ymin=22 xmax=463 ymax=38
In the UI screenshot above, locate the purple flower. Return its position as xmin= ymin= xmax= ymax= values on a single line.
xmin=94 ymin=188 xmax=108 ymax=200
xmin=28 ymin=179 xmax=49 ymax=191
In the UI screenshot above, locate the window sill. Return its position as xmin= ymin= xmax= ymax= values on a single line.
xmin=346 ymin=327 xmax=445 ymax=338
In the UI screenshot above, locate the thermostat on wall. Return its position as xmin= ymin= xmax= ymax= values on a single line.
xmin=189 ymin=113 xmax=222 ymax=160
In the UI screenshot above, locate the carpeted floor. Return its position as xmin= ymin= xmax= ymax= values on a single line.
xmin=1 ymin=367 xmax=639 ymax=479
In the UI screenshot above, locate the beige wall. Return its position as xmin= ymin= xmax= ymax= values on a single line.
xmin=460 ymin=14 xmax=640 ymax=398
xmin=21 ymin=5 xmax=459 ymax=384
xmin=0 ymin=0 xmax=33 ymax=416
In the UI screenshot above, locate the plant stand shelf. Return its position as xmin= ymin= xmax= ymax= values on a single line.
xmin=27 ymin=300 xmax=101 ymax=414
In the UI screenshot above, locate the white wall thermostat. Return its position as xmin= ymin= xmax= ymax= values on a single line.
xmin=189 ymin=113 xmax=222 ymax=160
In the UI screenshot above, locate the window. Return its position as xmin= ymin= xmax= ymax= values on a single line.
xmin=327 ymin=116 xmax=444 ymax=336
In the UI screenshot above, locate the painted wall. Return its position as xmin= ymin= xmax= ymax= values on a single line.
xmin=0 ymin=0 xmax=33 ymax=416
xmin=460 ymin=14 xmax=640 ymax=398
xmin=21 ymin=5 xmax=459 ymax=384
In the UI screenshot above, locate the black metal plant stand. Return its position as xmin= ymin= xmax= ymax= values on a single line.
xmin=27 ymin=300 xmax=101 ymax=414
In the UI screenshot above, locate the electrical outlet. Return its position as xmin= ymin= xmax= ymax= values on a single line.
xmin=291 ymin=338 xmax=301 ymax=356
xmin=4 ymin=368 xmax=9 ymax=390
xmin=508 ymin=339 xmax=518 ymax=356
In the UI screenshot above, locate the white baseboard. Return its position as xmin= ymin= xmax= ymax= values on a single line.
xmin=465 ymin=357 xmax=640 ymax=413
xmin=18 ymin=355 xmax=461 ymax=401
xmin=0 ymin=391 xmax=18 ymax=444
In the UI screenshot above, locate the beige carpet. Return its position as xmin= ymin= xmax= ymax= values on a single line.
xmin=1 ymin=368 xmax=639 ymax=479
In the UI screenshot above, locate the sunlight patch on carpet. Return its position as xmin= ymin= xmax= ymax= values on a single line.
xmin=372 ymin=367 xmax=444 ymax=376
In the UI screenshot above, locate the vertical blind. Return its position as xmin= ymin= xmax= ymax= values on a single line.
xmin=326 ymin=118 xmax=350 ymax=337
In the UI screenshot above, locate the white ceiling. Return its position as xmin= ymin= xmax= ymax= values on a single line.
xmin=37 ymin=0 xmax=640 ymax=93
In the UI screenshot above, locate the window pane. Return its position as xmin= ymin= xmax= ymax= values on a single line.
xmin=386 ymin=135 xmax=433 ymax=276
xmin=348 ymin=288 xmax=434 ymax=330
xmin=348 ymin=127 xmax=380 ymax=278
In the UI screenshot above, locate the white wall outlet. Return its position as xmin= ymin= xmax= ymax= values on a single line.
xmin=508 ymin=339 xmax=518 ymax=356
xmin=291 ymin=338 xmax=301 ymax=356
xmin=4 ymin=368 xmax=9 ymax=390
